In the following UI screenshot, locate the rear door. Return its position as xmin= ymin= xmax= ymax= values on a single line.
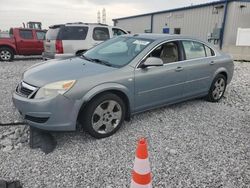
xmin=181 ymin=40 xmax=216 ymax=97
xmin=16 ymin=29 xmax=37 ymax=55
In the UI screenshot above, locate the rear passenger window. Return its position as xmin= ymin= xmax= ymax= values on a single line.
xmin=36 ymin=31 xmax=45 ymax=40
xmin=182 ymin=41 xmax=206 ymax=60
xmin=112 ymin=28 xmax=126 ymax=36
xmin=93 ymin=27 xmax=110 ymax=41
xmin=58 ymin=26 xmax=88 ymax=40
xmin=204 ymin=46 xmax=215 ymax=57
xmin=19 ymin=30 xmax=33 ymax=39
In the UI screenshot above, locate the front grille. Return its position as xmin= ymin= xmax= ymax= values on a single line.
xmin=25 ymin=115 xmax=49 ymax=123
xmin=16 ymin=81 xmax=38 ymax=98
xmin=20 ymin=87 xmax=33 ymax=96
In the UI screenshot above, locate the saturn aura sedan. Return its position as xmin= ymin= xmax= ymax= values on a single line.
xmin=13 ymin=34 xmax=234 ymax=138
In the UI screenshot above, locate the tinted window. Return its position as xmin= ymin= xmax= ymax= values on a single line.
xmin=205 ymin=45 xmax=215 ymax=57
xmin=148 ymin=42 xmax=179 ymax=64
xmin=112 ymin=28 xmax=126 ymax=36
xmin=84 ymin=36 xmax=152 ymax=67
xmin=19 ymin=30 xmax=33 ymax=39
xmin=93 ymin=27 xmax=110 ymax=41
xmin=36 ymin=31 xmax=45 ymax=40
xmin=46 ymin=27 xmax=60 ymax=40
xmin=58 ymin=26 xmax=88 ymax=40
xmin=182 ymin=41 xmax=206 ymax=60
xmin=174 ymin=28 xmax=181 ymax=34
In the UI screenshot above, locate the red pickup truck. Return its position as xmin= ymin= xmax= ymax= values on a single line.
xmin=0 ymin=28 xmax=46 ymax=61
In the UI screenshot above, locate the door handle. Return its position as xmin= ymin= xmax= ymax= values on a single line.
xmin=175 ymin=67 xmax=184 ymax=72
xmin=210 ymin=61 xmax=215 ymax=65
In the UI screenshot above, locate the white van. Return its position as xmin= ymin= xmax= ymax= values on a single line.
xmin=42 ymin=22 xmax=127 ymax=60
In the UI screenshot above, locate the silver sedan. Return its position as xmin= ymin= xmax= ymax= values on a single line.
xmin=13 ymin=34 xmax=234 ymax=138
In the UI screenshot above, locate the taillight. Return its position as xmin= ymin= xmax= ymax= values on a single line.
xmin=55 ymin=40 xmax=63 ymax=54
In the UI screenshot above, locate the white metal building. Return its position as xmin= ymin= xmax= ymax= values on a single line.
xmin=113 ymin=0 xmax=250 ymax=60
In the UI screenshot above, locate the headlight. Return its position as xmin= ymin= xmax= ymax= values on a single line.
xmin=35 ymin=80 xmax=76 ymax=99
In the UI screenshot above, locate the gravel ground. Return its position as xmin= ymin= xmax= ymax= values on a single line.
xmin=0 ymin=60 xmax=249 ymax=188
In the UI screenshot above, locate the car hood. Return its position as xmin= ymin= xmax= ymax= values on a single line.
xmin=23 ymin=57 xmax=116 ymax=87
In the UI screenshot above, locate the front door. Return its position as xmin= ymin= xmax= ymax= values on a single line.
xmin=134 ymin=41 xmax=187 ymax=112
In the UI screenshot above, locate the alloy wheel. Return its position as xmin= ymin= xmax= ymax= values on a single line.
xmin=212 ymin=78 xmax=225 ymax=100
xmin=0 ymin=50 xmax=11 ymax=61
xmin=91 ymin=100 xmax=122 ymax=134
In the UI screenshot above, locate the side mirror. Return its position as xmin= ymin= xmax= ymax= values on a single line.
xmin=141 ymin=57 xmax=163 ymax=68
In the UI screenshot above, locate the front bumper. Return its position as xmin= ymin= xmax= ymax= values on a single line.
xmin=12 ymin=92 xmax=81 ymax=131
xmin=42 ymin=52 xmax=75 ymax=60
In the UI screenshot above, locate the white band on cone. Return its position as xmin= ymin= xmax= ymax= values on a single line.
xmin=133 ymin=157 xmax=151 ymax=175
xmin=131 ymin=180 xmax=152 ymax=188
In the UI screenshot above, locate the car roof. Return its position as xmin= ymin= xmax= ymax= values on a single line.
xmin=124 ymin=33 xmax=218 ymax=54
xmin=124 ymin=34 xmax=215 ymax=46
xmin=11 ymin=27 xmax=46 ymax=32
xmin=126 ymin=33 xmax=199 ymax=41
xmin=49 ymin=23 xmax=114 ymax=28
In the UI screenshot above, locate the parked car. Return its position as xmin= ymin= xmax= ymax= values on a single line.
xmin=42 ymin=22 xmax=128 ymax=60
xmin=0 ymin=28 xmax=46 ymax=61
xmin=13 ymin=34 xmax=234 ymax=138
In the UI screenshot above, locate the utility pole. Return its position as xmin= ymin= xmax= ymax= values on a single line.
xmin=102 ymin=8 xmax=106 ymax=24
xmin=97 ymin=10 xmax=101 ymax=23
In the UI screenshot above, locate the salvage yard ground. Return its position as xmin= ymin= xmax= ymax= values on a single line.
xmin=0 ymin=59 xmax=249 ymax=188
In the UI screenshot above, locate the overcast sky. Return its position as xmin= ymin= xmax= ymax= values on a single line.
xmin=0 ymin=0 xmax=212 ymax=30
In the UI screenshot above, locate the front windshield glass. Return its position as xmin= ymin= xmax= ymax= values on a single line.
xmin=83 ymin=36 xmax=153 ymax=67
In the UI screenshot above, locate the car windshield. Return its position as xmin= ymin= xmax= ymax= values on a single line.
xmin=83 ymin=36 xmax=153 ymax=67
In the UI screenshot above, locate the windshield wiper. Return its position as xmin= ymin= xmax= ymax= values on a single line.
xmin=91 ymin=58 xmax=113 ymax=67
xmin=81 ymin=54 xmax=93 ymax=62
xmin=81 ymin=55 xmax=115 ymax=67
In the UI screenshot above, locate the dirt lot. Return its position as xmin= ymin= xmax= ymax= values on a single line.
xmin=0 ymin=59 xmax=249 ymax=188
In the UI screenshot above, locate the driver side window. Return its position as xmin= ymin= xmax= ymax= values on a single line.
xmin=148 ymin=41 xmax=179 ymax=64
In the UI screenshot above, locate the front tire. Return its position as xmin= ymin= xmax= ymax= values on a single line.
xmin=80 ymin=93 xmax=126 ymax=139
xmin=207 ymin=74 xmax=227 ymax=102
xmin=0 ymin=47 xmax=14 ymax=61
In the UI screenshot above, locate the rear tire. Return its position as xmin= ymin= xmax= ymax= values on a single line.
xmin=79 ymin=93 xmax=126 ymax=139
xmin=206 ymin=74 xmax=227 ymax=102
xmin=0 ymin=47 xmax=14 ymax=61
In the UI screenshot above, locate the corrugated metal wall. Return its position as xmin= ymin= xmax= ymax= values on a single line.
xmin=114 ymin=1 xmax=250 ymax=53
xmin=152 ymin=5 xmax=224 ymax=41
xmin=224 ymin=1 xmax=250 ymax=46
xmin=115 ymin=4 xmax=226 ymax=43
xmin=115 ymin=15 xmax=152 ymax=33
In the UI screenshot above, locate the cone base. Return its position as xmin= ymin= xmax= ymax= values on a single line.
xmin=131 ymin=180 xmax=152 ymax=188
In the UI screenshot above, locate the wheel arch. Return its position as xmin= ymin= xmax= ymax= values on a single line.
xmin=218 ymin=71 xmax=228 ymax=81
xmin=77 ymin=84 xmax=132 ymax=124
xmin=212 ymin=68 xmax=228 ymax=83
xmin=0 ymin=45 xmax=16 ymax=55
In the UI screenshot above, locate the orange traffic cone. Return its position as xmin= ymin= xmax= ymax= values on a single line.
xmin=131 ymin=138 xmax=152 ymax=188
